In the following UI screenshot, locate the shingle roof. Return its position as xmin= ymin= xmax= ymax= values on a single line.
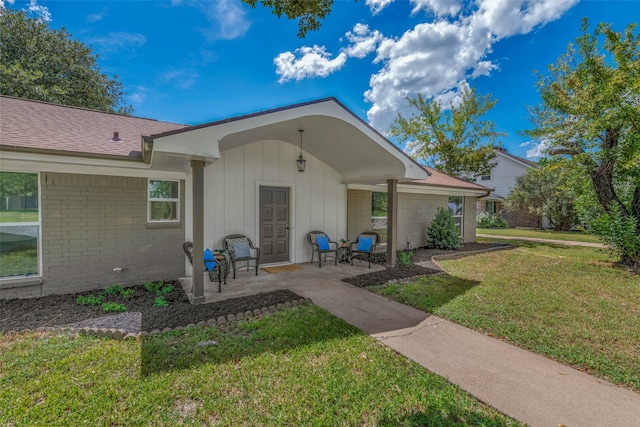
xmin=403 ymin=166 xmax=492 ymax=192
xmin=0 ymin=95 xmax=186 ymax=159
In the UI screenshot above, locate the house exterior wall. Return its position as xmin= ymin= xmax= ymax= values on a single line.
xmin=346 ymin=189 xmax=372 ymax=242
xmin=346 ymin=190 xmax=477 ymax=249
xmin=1 ymin=172 xmax=186 ymax=299
xmin=194 ymin=140 xmax=347 ymax=266
xmin=477 ymin=153 xmax=531 ymax=199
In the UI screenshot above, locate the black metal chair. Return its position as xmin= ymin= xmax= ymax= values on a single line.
xmin=183 ymin=242 xmax=227 ymax=293
xmin=349 ymin=231 xmax=380 ymax=268
xmin=222 ymin=234 xmax=260 ymax=278
xmin=306 ymin=230 xmax=338 ymax=267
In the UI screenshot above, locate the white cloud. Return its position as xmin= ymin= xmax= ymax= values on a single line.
xmin=410 ymin=0 xmax=462 ymax=17
xmin=88 ymin=32 xmax=147 ymax=56
xmin=366 ymin=0 xmax=394 ymax=15
xmin=275 ymin=46 xmax=348 ymax=83
xmin=275 ymin=23 xmax=383 ymax=83
xmin=0 ymin=0 xmax=16 ymax=10
xmin=521 ymin=139 xmax=549 ymax=159
xmin=86 ymin=7 xmax=107 ymax=23
xmin=27 ymin=0 xmax=50 ymax=23
xmin=343 ymin=24 xmax=383 ymax=59
xmin=470 ymin=0 xmax=579 ymax=38
xmin=196 ymin=0 xmax=251 ymax=41
xmin=160 ymin=69 xmax=198 ymax=89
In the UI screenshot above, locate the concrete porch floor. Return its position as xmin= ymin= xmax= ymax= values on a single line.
xmin=179 ymin=260 xmax=385 ymax=303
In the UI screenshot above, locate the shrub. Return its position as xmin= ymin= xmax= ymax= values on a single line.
xmin=101 ymin=302 xmax=127 ymax=313
xmin=476 ymin=211 xmax=508 ymax=229
xmin=398 ymin=250 xmax=413 ymax=267
xmin=144 ymin=281 xmax=173 ymax=296
xmin=591 ymin=209 xmax=640 ymax=270
xmin=121 ymin=288 xmax=135 ymax=299
xmin=102 ymin=285 xmax=123 ymax=296
xmin=426 ymin=208 xmax=461 ymax=250
xmin=76 ymin=294 xmax=104 ymax=306
xmin=154 ymin=296 xmax=169 ymax=307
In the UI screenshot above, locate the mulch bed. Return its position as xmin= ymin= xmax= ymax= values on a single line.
xmin=343 ymin=243 xmax=509 ymax=288
xmin=0 ymin=282 xmax=300 ymax=333
xmin=1 ymin=242 xmax=508 ymax=334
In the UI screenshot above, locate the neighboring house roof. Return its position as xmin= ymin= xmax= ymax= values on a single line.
xmin=0 ymin=95 xmax=186 ymax=159
xmin=494 ymin=146 xmax=537 ymax=168
xmin=402 ymin=166 xmax=492 ymax=193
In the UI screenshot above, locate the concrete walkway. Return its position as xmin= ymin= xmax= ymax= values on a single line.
xmin=476 ymin=233 xmax=607 ymax=248
xmin=289 ymin=279 xmax=640 ymax=427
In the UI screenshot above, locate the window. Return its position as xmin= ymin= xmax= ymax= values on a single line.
xmin=0 ymin=172 xmax=40 ymax=278
xmin=371 ymin=192 xmax=387 ymax=243
xmin=485 ymin=200 xmax=497 ymax=214
xmin=448 ymin=196 xmax=464 ymax=237
xmin=148 ymin=180 xmax=179 ymax=222
xmin=480 ymin=172 xmax=491 ymax=181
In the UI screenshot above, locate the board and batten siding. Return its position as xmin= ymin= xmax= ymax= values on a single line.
xmin=186 ymin=140 xmax=347 ymax=266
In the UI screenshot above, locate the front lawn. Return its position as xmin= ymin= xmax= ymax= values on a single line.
xmin=476 ymin=227 xmax=602 ymax=243
xmin=0 ymin=305 xmax=520 ymax=426
xmin=372 ymin=241 xmax=640 ymax=391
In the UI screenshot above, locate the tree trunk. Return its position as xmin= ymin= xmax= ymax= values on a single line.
xmin=589 ymin=129 xmax=628 ymax=218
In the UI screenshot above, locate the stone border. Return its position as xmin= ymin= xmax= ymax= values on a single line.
xmin=3 ymin=298 xmax=311 ymax=339
xmin=383 ymin=244 xmax=514 ymax=286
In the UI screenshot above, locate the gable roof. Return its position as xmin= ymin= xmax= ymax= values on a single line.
xmin=495 ymin=147 xmax=537 ymax=168
xmin=402 ymin=166 xmax=492 ymax=193
xmin=0 ymin=95 xmax=186 ymax=159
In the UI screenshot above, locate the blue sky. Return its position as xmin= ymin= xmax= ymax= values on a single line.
xmin=4 ymin=0 xmax=639 ymax=160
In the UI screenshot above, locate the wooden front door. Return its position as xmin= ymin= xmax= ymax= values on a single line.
xmin=260 ymin=186 xmax=289 ymax=264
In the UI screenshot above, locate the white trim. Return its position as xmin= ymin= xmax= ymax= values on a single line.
xmin=1 ymin=155 xmax=186 ymax=180
xmin=147 ymin=179 xmax=181 ymax=223
xmin=255 ymin=181 xmax=296 ymax=264
xmin=348 ymin=183 xmax=487 ymax=197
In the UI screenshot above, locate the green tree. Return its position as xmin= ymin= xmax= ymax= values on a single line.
xmin=0 ymin=10 xmax=132 ymax=113
xmin=506 ymin=159 xmax=587 ymax=231
xmin=526 ymin=19 xmax=640 ymax=268
xmin=391 ymin=85 xmax=504 ymax=181
xmin=242 ymin=0 xmax=333 ymax=38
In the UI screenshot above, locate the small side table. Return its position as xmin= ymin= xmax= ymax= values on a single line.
xmin=337 ymin=246 xmax=350 ymax=263
xmin=214 ymin=252 xmax=229 ymax=284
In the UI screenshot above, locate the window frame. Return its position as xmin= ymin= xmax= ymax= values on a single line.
xmin=448 ymin=196 xmax=464 ymax=238
xmin=480 ymin=172 xmax=491 ymax=181
xmin=147 ymin=179 xmax=180 ymax=223
xmin=0 ymin=171 xmax=41 ymax=279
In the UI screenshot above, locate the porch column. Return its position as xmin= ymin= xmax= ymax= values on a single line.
xmin=386 ymin=179 xmax=398 ymax=268
xmin=191 ymin=160 xmax=206 ymax=304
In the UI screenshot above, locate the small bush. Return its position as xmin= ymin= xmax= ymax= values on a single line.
xmin=144 ymin=281 xmax=173 ymax=296
xmin=153 ymin=296 xmax=169 ymax=307
xmin=121 ymin=288 xmax=135 ymax=299
xmin=476 ymin=212 xmax=508 ymax=229
xmin=398 ymin=250 xmax=413 ymax=267
xmin=102 ymin=302 xmax=127 ymax=313
xmin=426 ymin=207 xmax=461 ymax=250
xmin=591 ymin=209 xmax=640 ymax=269
xmin=102 ymin=285 xmax=123 ymax=296
xmin=76 ymin=294 xmax=104 ymax=306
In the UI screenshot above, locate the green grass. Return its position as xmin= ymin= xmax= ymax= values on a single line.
xmin=0 ymin=210 xmax=38 ymax=223
xmin=372 ymin=240 xmax=640 ymax=391
xmin=476 ymin=227 xmax=602 ymax=243
xmin=0 ymin=305 xmax=520 ymax=426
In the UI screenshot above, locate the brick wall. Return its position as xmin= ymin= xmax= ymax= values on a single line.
xmin=34 ymin=173 xmax=185 ymax=296
xmin=398 ymin=193 xmax=448 ymax=248
xmin=463 ymin=196 xmax=477 ymax=243
xmin=346 ymin=189 xmax=372 ymax=242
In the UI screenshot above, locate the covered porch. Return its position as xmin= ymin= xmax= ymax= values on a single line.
xmin=146 ymin=98 xmax=430 ymax=304
xmin=179 ymin=261 xmax=386 ymax=304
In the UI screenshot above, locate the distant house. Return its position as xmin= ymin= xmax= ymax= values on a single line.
xmin=0 ymin=95 xmax=490 ymax=300
xmin=475 ymin=147 xmax=540 ymax=228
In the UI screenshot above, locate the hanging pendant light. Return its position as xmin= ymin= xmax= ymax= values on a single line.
xmin=297 ymin=129 xmax=306 ymax=172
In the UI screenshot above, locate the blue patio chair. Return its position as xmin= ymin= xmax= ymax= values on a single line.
xmin=349 ymin=231 xmax=380 ymax=268
xmin=183 ymin=242 xmax=227 ymax=293
xmin=307 ymin=230 xmax=338 ymax=267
